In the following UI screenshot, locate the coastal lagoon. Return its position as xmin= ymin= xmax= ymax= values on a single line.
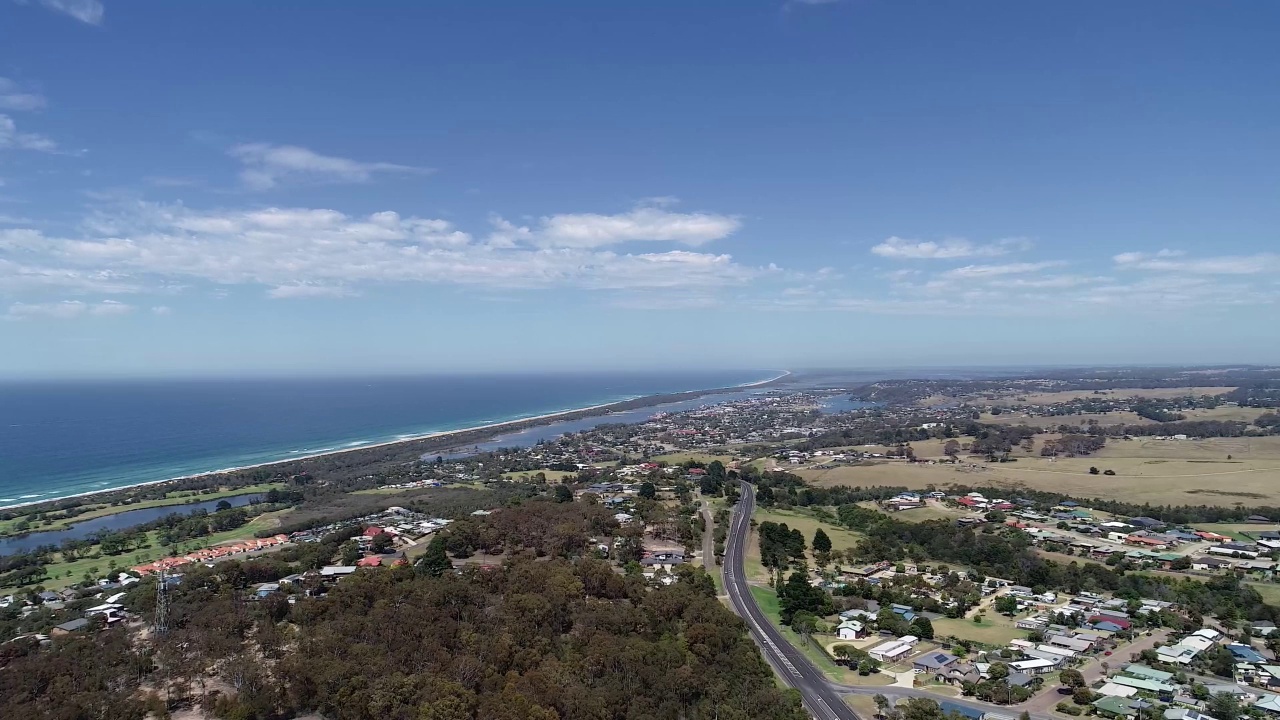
xmin=0 ymin=493 xmax=263 ymax=555
xmin=0 ymin=372 xmax=776 ymax=507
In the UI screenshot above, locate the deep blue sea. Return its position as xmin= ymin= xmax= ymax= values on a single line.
xmin=0 ymin=371 xmax=776 ymax=507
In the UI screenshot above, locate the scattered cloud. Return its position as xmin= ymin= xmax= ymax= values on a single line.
xmin=0 ymin=78 xmax=47 ymax=112
xmin=34 ymin=0 xmax=104 ymax=25
xmin=6 ymin=196 xmax=1275 ymax=317
xmin=484 ymin=205 xmax=740 ymax=250
xmin=228 ymin=143 xmax=430 ymax=190
xmin=0 ymin=201 xmax=762 ymax=300
xmin=5 ymin=299 xmax=132 ymax=320
xmin=0 ymin=115 xmax=58 ymax=153
xmin=535 ymin=206 xmax=741 ymax=248
xmin=150 ymin=305 xmax=173 ymax=315
xmin=871 ymin=236 xmax=1031 ymax=260
xmin=940 ymin=261 xmax=1065 ymax=279
xmin=1113 ymin=250 xmax=1279 ymax=275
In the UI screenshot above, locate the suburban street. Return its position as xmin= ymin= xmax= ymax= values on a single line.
xmin=725 ymin=481 xmax=863 ymax=720
xmin=724 ymin=481 xmax=1129 ymax=720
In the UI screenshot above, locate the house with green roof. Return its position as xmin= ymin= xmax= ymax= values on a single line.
xmin=1094 ymin=696 xmax=1138 ymax=718
xmin=1110 ymin=675 xmax=1178 ymax=696
xmin=1124 ymin=664 xmax=1175 ymax=683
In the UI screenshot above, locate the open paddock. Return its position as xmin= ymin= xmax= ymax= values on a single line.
xmin=745 ymin=507 xmax=864 ymax=583
xmin=800 ymin=436 xmax=1280 ymax=506
xmin=931 ymin=614 xmax=1025 ymax=646
xmin=990 ymin=386 xmax=1237 ymax=405
xmin=982 ymin=411 xmax=1155 ymax=427
xmin=648 ymin=452 xmax=737 ymax=466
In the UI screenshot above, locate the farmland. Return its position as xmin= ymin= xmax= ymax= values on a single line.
xmin=799 ymin=436 xmax=1280 ymax=505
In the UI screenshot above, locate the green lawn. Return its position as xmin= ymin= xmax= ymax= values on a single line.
xmin=0 ymin=483 xmax=284 ymax=536
xmin=499 ymin=470 xmax=577 ymax=482
xmin=889 ymin=505 xmax=971 ymax=523
xmin=749 ymin=585 xmax=860 ymax=683
xmin=1193 ymin=523 xmax=1266 ymax=542
xmin=745 ymin=506 xmax=864 ymax=583
xmin=931 ymin=614 xmax=1024 ymax=647
xmin=649 ymin=452 xmax=737 ymax=466
xmin=2 ymin=509 xmax=289 ymax=593
xmin=1249 ymin=582 xmax=1280 ymax=606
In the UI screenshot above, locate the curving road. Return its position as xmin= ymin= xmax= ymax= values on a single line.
xmin=724 ymin=481 xmax=862 ymax=720
xmin=725 ymin=481 xmax=1064 ymax=720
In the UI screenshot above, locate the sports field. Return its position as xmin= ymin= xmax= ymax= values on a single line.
xmin=799 ymin=436 xmax=1280 ymax=505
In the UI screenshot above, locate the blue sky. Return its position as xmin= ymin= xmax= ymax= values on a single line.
xmin=1 ymin=1 xmax=1278 ymax=378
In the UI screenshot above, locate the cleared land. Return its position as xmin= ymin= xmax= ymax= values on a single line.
xmin=648 ymin=452 xmax=737 ymax=466
xmin=989 ymin=386 xmax=1236 ymax=405
xmin=800 ymin=436 xmax=1280 ymax=505
xmin=745 ymin=507 xmax=864 ymax=583
xmin=982 ymin=411 xmax=1154 ymax=427
xmin=1249 ymin=583 xmax=1280 ymax=607
xmin=1195 ymin=522 xmax=1280 ymax=538
xmin=931 ymin=614 xmax=1024 ymax=646
xmin=499 ymin=469 xmax=578 ymax=482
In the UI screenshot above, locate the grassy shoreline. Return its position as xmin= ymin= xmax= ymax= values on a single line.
xmin=0 ymin=484 xmax=283 ymax=538
xmin=1 ymin=510 xmax=289 ymax=593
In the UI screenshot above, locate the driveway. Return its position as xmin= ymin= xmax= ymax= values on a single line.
xmin=1020 ymin=629 xmax=1170 ymax=716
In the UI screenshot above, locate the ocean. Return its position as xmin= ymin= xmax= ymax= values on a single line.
xmin=0 ymin=371 xmax=776 ymax=507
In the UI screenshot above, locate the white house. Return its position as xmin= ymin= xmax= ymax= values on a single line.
xmin=837 ymin=619 xmax=866 ymax=640
xmin=1009 ymin=658 xmax=1059 ymax=675
xmin=870 ymin=641 xmax=913 ymax=662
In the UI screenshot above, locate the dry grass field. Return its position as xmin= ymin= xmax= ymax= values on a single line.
xmin=744 ymin=507 xmax=864 ymax=583
xmin=996 ymin=386 xmax=1237 ymax=405
xmin=982 ymin=411 xmax=1155 ymax=427
xmin=799 ymin=436 xmax=1280 ymax=505
xmin=1179 ymin=405 xmax=1270 ymax=423
xmin=931 ymin=614 xmax=1025 ymax=646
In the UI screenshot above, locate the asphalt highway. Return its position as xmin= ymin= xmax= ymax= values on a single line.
xmin=724 ymin=481 xmax=862 ymax=720
xmin=724 ymin=481 xmax=1061 ymax=720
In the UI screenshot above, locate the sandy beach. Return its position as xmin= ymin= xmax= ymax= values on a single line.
xmin=0 ymin=370 xmax=791 ymax=513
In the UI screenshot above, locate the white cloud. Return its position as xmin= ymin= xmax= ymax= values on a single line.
xmin=0 ymin=78 xmax=47 ymax=112
xmin=536 ymin=206 xmax=741 ymax=248
xmin=5 ymin=299 xmax=132 ymax=320
xmin=0 ymin=201 xmax=762 ymax=300
xmin=940 ymin=261 xmax=1065 ymax=279
xmin=0 ymin=115 xmax=58 ymax=153
xmin=229 ymin=143 xmax=430 ymax=190
xmin=1113 ymin=250 xmax=1278 ymax=275
xmin=870 ymin=236 xmax=1030 ymax=260
xmin=30 ymin=0 xmax=104 ymax=24
xmin=151 ymin=305 xmax=173 ymax=315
